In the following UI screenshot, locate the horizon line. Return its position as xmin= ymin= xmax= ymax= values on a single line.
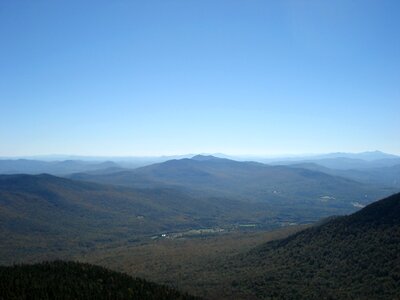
xmin=0 ymin=150 xmax=399 ymax=160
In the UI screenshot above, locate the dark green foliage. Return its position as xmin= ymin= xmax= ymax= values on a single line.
xmin=225 ymin=193 xmax=400 ymax=299
xmin=0 ymin=261 xmax=198 ymax=300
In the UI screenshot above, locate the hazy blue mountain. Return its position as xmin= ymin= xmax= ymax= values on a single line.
xmin=310 ymin=150 xmax=399 ymax=161
xmin=0 ymin=159 xmax=120 ymax=175
xmin=4 ymin=151 xmax=398 ymax=173
xmin=254 ymin=151 xmax=400 ymax=170
xmin=0 ymin=154 xmax=196 ymax=168
xmin=71 ymin=155 xmax=393 ymax=209
xmin=191 ymin=154 xmax=228 ymax=161
xmin=259 ymin=150 xmax=399 ymax=162
xmin=290 ymin=162 xmax=400 ymax=188
xmin=272 ymin=156 xmax=400 ymax=170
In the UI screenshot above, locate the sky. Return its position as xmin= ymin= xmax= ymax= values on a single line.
xmin=1 ymin=0 xmax=399 ymax=156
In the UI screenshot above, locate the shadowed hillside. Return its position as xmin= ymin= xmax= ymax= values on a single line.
xmin=0 ymin=261 xmax=198 ymax=300
xmin=219 ymin=192 xmax=400 ymax=299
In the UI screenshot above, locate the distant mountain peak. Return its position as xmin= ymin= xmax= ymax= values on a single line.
xmin=321 ymin=151 xmax=399 ymax=161
xmin=191 ymin=155 xmax=223 ymax=161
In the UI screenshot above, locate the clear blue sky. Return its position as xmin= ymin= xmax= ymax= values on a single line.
xmin=1 ymin=0 xmax=399 ymax=156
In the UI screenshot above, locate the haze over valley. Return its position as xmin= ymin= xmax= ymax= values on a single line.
xmin=1 ymin=1 xmax=400 ymax=299
xmin=1 ymin=151 xmax=400 ymax=298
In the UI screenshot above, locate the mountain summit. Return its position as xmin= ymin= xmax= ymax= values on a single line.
xmin=191 ymin=154 xmax=224 ymax=161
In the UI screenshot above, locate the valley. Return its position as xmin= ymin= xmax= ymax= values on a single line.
xmin=1 ymin=155 xmax=395 ymax=265
xmin=1 ymin=154 xmax=400 ymax=299
xmin=76 ymin=225 xmax=309 ymax=299
xmin=80 ymin=193 xmax=400 ymax=299
xmin=3 ymin=1 xmax=400 ymax=297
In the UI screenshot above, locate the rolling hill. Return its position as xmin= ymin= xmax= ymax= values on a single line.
xmin=1 ymin=165 xmax=399 ymax=298
xmin=1 ymin=158 xmax=397 ymax=271
xmin=0 ymin=174 xmax=249 ymax=264
xmin=290 ymin=162 xmax=400 ymax=188
xmin=71 ymin=155 xmax=393 ymax=208
xmin=1 ymin=173 xmax=339 ymax=264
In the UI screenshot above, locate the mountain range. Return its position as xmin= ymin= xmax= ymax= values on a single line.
xmin=1 ymin=153 xmax=400 ymax=298
xmin=71 ymin=155 xmax=393 ymax=208
xmin=2 ymin=151 xmax=399 ymax=191
xmin=0 ymin=159 xmax=120 ymax=175
xmin=2 ymin=150 xmax=399 ymax=174
xmin=1 ymin=155 xmax=396 ymax=264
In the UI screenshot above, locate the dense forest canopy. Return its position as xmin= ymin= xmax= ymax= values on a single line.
xmin=0 ymin=261 xmax=198 ymax=300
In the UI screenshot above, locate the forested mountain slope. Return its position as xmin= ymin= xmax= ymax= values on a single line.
xmin=224 ymin=192 xmax=400 ymax=299
xmin=0 ymin=261 xmax=198 ymax=300
xmin=0 ymin=174 xmax=251 ymax=264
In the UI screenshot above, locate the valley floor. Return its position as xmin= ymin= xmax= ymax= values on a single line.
xmin=75 ymin=225 xmax=308 ymax=299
